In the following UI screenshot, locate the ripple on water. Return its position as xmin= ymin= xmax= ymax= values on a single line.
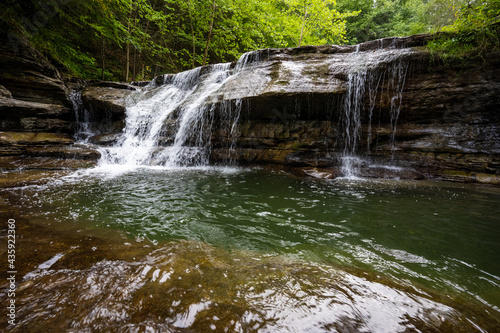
xmin=2 ymin=168 xmax=500 ymax=331
xmin=10 ymin=241 xmax=498 ymax=332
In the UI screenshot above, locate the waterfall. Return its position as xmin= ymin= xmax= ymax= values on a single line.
xmin=90 ymin=45 xmax=411 ymax=175
xmin=386 ymin=60 xmax=409 ymax=154
xmin=234 ymin=49 xmax=266 ymax=73
xmin=341 ymin=70 xmax=367 ymax=178
xmin=160 ymin=63 xmax=237 ymax=167
xmin=339 ymin=49 xmax=410 ymax=178
xmin=70 ymin=90 xmax=93 ymax=142
xmin=98 ymin=63 xmax=241 ymax=169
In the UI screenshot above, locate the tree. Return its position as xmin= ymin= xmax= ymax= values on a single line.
xmin=1 ymin=0 xmax=360 ymax=78
xmin=282 ymin=0 xmax=358 ymax=46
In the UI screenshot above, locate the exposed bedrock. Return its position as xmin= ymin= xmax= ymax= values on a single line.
xmin=87 ymin=36 xmax=500 ymax=183
xmin=205 ymin=39 xmax=500 ymax=184
xmin=1 ymin=32 xmax=499 ymax=183
xmin=0 ymin=36 xmax=99 ymax=168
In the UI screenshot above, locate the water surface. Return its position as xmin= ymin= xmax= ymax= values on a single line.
xmin=1 ymin=168 xmax=499 ymax=331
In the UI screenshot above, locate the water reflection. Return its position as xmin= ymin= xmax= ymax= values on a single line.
xmin=10 ymin=241 xmax=497 ymax=332
xmin=1 ymin=168 xmax=500 ymax=331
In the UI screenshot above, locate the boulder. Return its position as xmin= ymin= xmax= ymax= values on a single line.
xmin=81 ymin=85 xmax=134 ymax=118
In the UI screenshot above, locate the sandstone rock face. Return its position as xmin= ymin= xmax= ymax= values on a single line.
xmin=1 ymin=33 xmax=499 ymax=182
xmin=80 ymin=84 xmax=135 ymax=134
xmin=75 ymin=34 xmax=498 ymax=183
xmin=0 ymin=36 xmax=100 ymax=168
xmin=0 ymin=37 xmax=69 ymax=106
xmin=188 ymin=35 xmax=498 ymax=183
xmin=82 ymin=82 xmax=136 ymax=119
xmin=0 ymin=96 xmax=72 ymax=132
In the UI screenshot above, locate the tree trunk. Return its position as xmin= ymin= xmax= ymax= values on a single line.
xmin=132 ymin=5 xmax=138 ymax=81
xmin=203 ymin=0 xmax=216 ymax=66
xmin=133 ymin=48 xmax=137 ymax=81
xmin=299 ymin=5 xmax=308 ymax=47
xmin=125 ymin=1 xmax=134 ymax=82
xmin=189 ymin=0 xmax=196 ymax=68
xmin=101 ymin=38 xmax=105 ymax=81
xmin=126 ymin=43 xmax=130 ymax=82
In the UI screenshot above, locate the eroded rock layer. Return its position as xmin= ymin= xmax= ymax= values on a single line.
xmin=1 ymin=32 xmax=499 ymax=183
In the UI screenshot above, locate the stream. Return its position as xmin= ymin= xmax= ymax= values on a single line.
xmin=1 ymin=167 xmax=499 ymax=332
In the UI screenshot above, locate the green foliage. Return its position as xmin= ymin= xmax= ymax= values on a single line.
xmin=4 ymin=0 xmax=497 ymax=79
xmin=426 ymin=0 xmax=500 ymax=64
xmin=338 ymin=0 xmax=433 ymax=44
xmin=32 ymin=31 xmax=100 ymax=78
xmin=1 ymin=0 xmax=358 ymax=78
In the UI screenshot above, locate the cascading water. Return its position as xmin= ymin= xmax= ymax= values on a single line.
xmin=339 ymin=48 xmax=411 ymax=178
xmin=341 ymin=70 xmax=367 ymax=178
xmin=98 ymin=63 xmax=241 ymax=169
xmin=386 ymin=59 xmax=410 ymax=154
xmin=161 ymin=63 xmax=237 ymax=167
xmin=90 ymin=46 xmax=411 ymax=175
xmin=70 ymin=90 xmax=94 ymax=142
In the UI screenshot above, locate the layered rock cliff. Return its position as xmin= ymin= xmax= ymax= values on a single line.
xmin=0 ymin=36 xmax=98 ymax=169
xmin=1 ymin=33 xmax=499 ymax=184
xmin=201 ymin=36 xmax=500 ymax=184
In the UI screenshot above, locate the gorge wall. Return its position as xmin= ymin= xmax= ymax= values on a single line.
xmin=1 ymin=33 xmax=499 ymax=184
xmin=0 ymin=36 xmax=99 ymax=170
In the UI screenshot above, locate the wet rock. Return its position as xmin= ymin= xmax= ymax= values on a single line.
xmin=0 ymin=132 xmax=74 ymax=145
xmin=88 ymin=133 xmax=121 ymax=146
xmin=1 ymin=32 xmax=499 ymax=182
xmin=362 ymin=165 xmax=426 ymax=180
xmin=81 ymin=86 xmax=132 ymax=119
xmin=26 ymin=146 xmax=101 ymax=160
xmin=88 ymin=81 xmax=137 ymax=90
xmin=210 ymin=41 xmax=499 ymax=184
xmin=0 ymin=132 xmax=74 ymax=156
xmin=0 ymin=84 xmax=12 ymax=98
xmin=132 ymin=80 xmax=151 ymax=87
xmin=475 ymin=173 xmax=500 ymax=185
xmin=0 ymin=156 xmax=98 ymax=171
xmin=0 ymin=96 xmax=71 ymax=118
xmin=303 ymin=168 xmax=336 ymax=179
xmin=0 ymin=70 xmax=69 ymax=106
xmin=0 ymin=44 xmax=72 ymax=133
xmin=17 ymin=117 xmax=72 ymax=132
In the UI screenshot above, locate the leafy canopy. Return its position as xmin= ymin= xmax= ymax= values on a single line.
xmin=2 ymin=0 xmax=497 ymax=79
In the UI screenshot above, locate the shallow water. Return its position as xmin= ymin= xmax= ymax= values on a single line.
xmin=1 ymin=167 xmax=500 ymax=331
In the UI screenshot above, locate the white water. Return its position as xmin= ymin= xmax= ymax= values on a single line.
xmin=79 ymin=46 xmax=412 ymax=177
xmin=70 ymin=90 xmax=94 ymax=142
xmin=340 ymin=49 xmax=411 ymax=178
xmin=161 ymin=63 xmax=235 ymax=167
xmin=97 ymin=63 xmax=241 ymax=170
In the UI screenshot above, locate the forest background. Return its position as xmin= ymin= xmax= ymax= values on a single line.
xmin=1 ymin=0 xmax=499 ymax=81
